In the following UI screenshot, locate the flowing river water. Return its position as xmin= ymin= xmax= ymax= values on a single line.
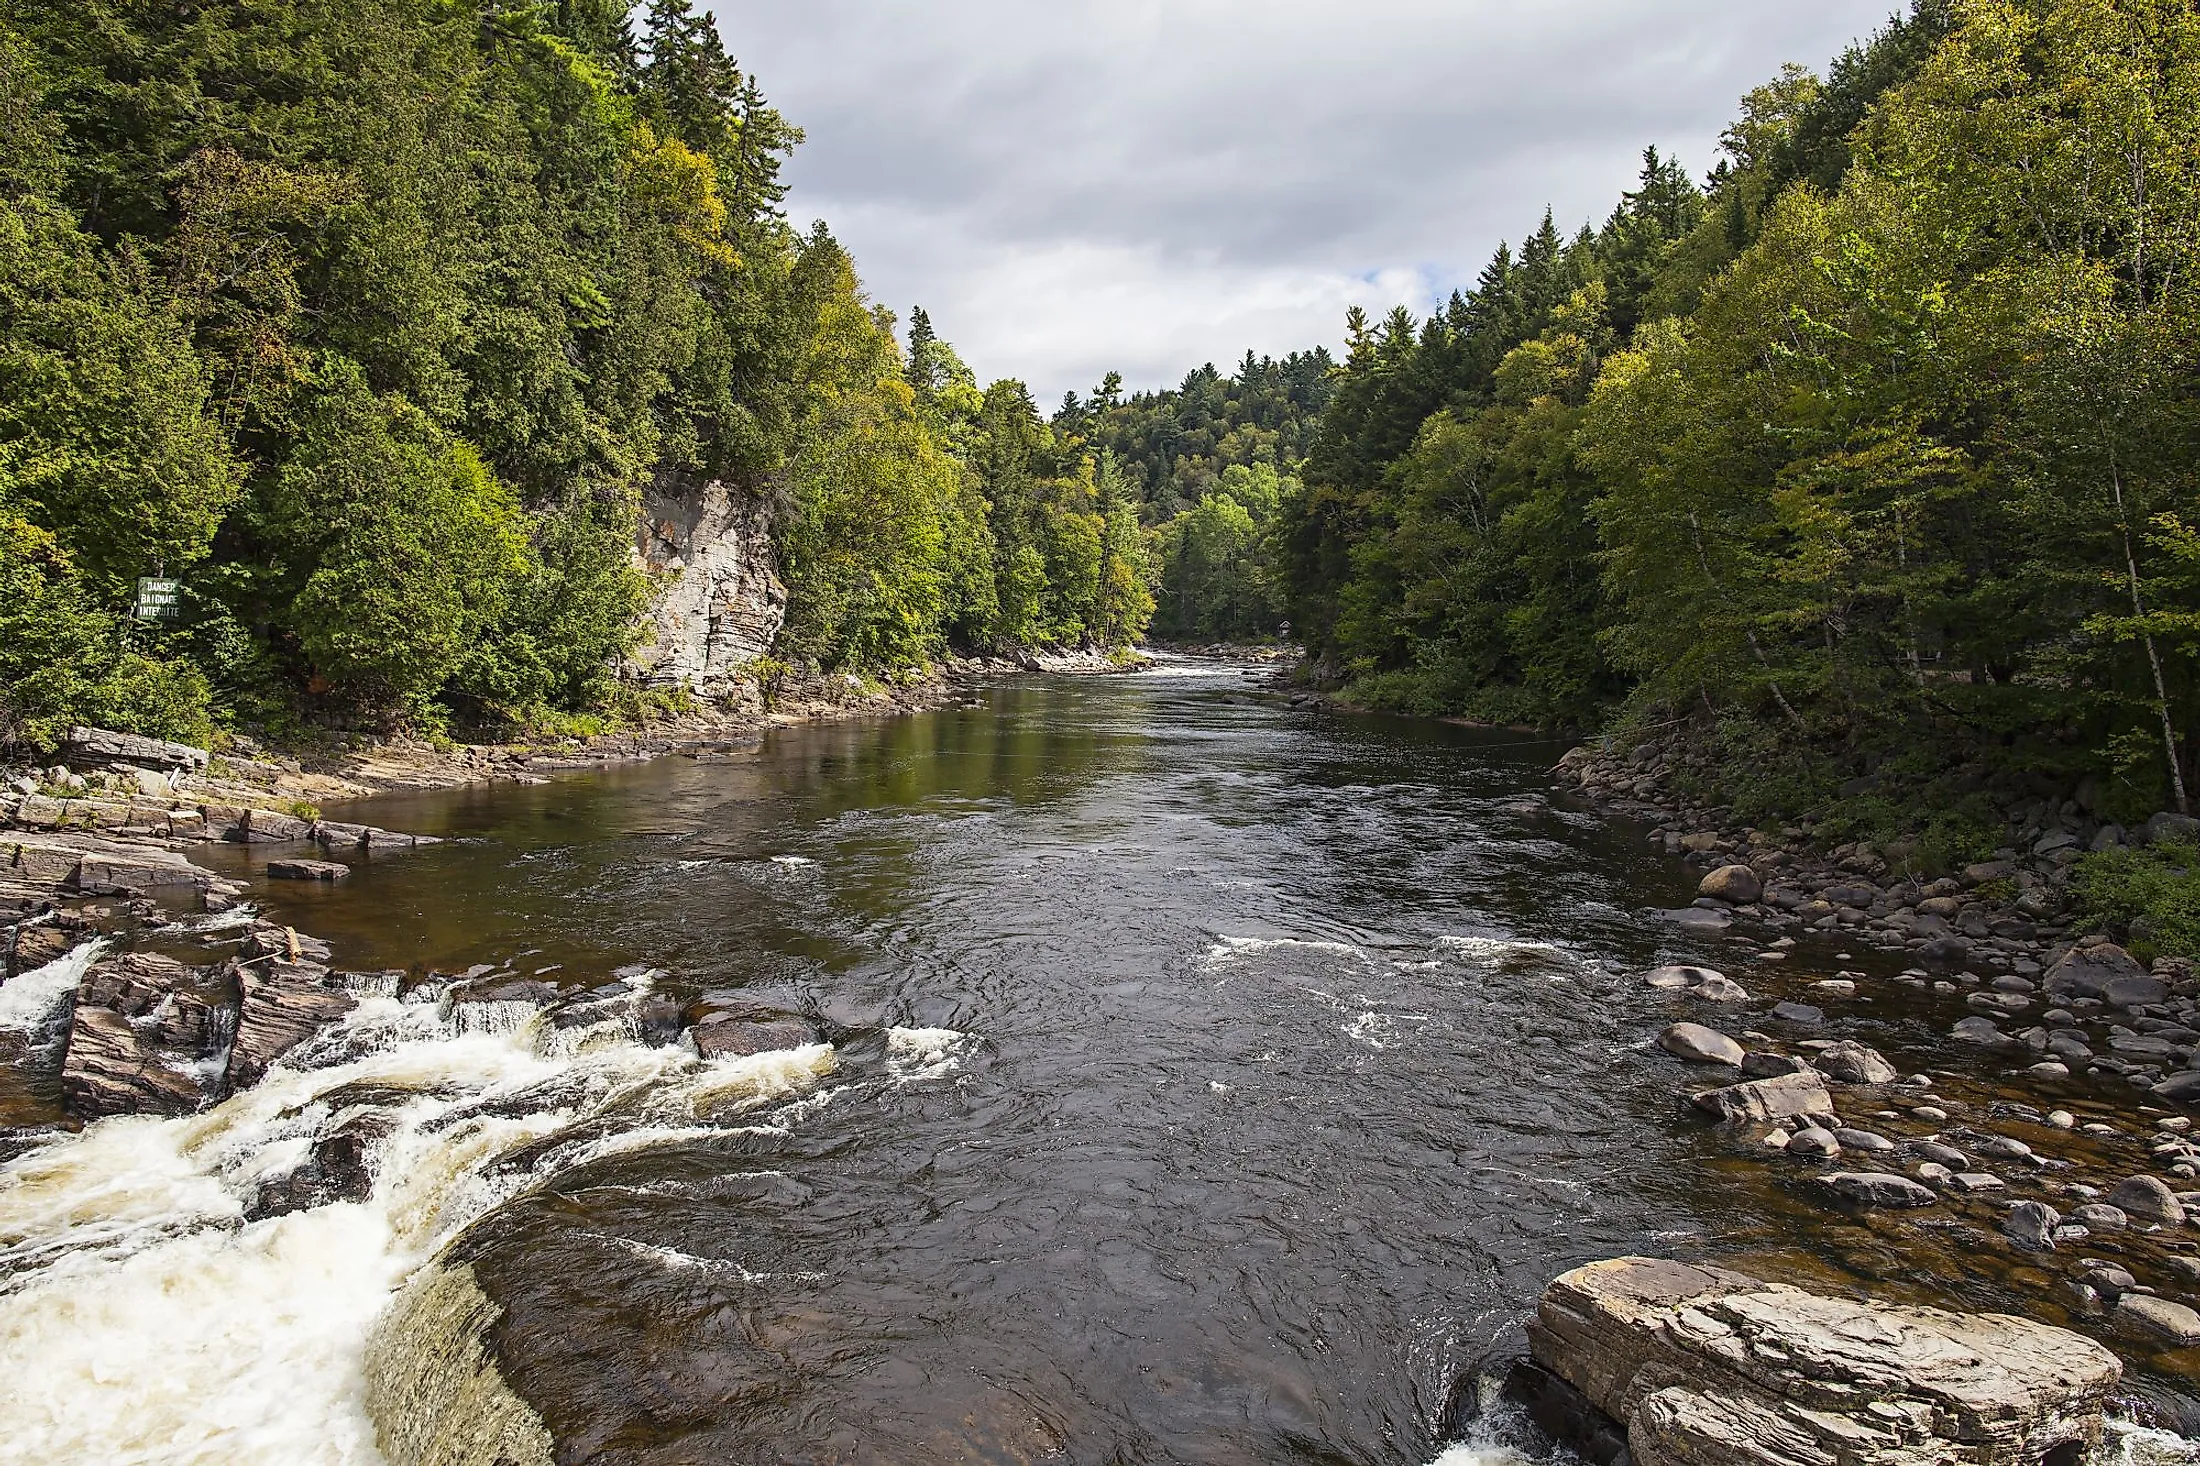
xmin=3 ymin=661 xmax=2199 ymax=1465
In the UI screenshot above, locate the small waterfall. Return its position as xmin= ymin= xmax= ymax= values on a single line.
xmin=0 ymin=982 xmax=839 ymax=1465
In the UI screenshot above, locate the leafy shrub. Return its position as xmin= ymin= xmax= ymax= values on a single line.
xmin=2073 ymin=840 xmax=2200 ymax=960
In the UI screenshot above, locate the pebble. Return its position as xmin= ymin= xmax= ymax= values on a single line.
xmin=1812 ymin=979 xmax=1857 ymax=998
xmin=1953 ymin=1173 xmax=2008 ymax=1193
xmin=1771 ymin=1002 xmax=1826 ymax=1025
xmin=1915 ymin=1141 xmax=1970 ymax=1168
xmin=1833 ymin=1128 xmax=1896 ymax=1154
xmin=2070 ymin=1204 xmax=2130 ymax=1231
xmin=1911 ymin=1106 xmax=1950 ymax=1124
xmin=2047 ymin=1110 xmax=2076 ymax=1129
xmin=1916 ymin=1162 xmax=1955 ymax=1187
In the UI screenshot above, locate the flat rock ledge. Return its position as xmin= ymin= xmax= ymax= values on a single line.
xmin=1524 ymin=1257 xmax=2120 ymax=1466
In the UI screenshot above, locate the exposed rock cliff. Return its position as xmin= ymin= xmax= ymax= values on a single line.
xmin=630 ymin=475 xmax=786 ymax=700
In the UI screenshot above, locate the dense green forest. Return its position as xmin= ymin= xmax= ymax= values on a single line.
xmin=1274 ymin=0 xmax=2200 ymax=832
xmin=0 ymin=0 xmax=1150 ymax=753
xmin=1022 ymin=350 xmax=1331 ymax=643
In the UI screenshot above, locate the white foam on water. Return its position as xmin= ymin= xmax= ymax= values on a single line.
xmin=0 ymin=986 xmax=838 ymax=1466
xmin=768 ymin=854 xmax=816 ymax=868
xmin=0 ymin=939 xmax=107 ymax=1032
xmin=885 ymin=1025 xmax=981 ymax=1082
xmin=1201 ymin=934 xmax=1366 ymax=968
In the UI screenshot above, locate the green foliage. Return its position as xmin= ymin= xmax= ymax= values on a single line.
xmin=0 ymin=0 xmax=1151 ymax=754
xmin=2074 ymin=841 xmax=2200 ymax=958
xmin=1272 ymin=0 xmax=2200 ymax=825
xmin=0 ymin=511 xmax=212 ymax=751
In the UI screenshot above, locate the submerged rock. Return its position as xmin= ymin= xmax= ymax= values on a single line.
xmin=1526 ymin=1256 xmax=2119 ymax=1466
xmin=1820 ymin=1171 xmax=1938 ymax=1209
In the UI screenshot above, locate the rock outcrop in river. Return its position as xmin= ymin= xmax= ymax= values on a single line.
xmin=1526 ymin=1256 xmax=2121 ymax=1466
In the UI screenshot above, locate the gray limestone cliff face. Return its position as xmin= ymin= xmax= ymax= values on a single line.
xmin=629 ymin=476 xmax=786 ymax=699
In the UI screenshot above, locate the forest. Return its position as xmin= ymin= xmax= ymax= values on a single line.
xmin=0 ymin=0 xmax=1151 ymax=753
xmin=7 ymin=0 xmax=2199 ymax=853
xmin=1192 ymin=0 xmax=2200 ymax=843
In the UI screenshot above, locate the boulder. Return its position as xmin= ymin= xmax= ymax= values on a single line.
xmin=1815 ymin=1040 xmax=1898 ymax=1085
xmin=1821 ymin=1171 xmax=1938 ymax=1209
xmin=1526 ymin=1257 xmax=2119 ymax=1466
xmin=2155 ymin=1070 xmax=2200 ymax=1104
xmin=1741 ymin=1051 xmax=1811 ymax=1079
xmin=1698 ymin=864 xmax=1763 ymax=904
xmin=2106 ymin=1175 xmax=2187 ymax=1228
xmin=1643 ymin=966 xmax=1750 ymax=1003
xmin=61 ymin=952 xmax=234 ymax=1118
xmin=1658 ymin=1023 xmax=1745 ymax=1067
xmin=2003 ymin=1201 xmax=2061 ymax=1251
xmin=1788 ymin=1127 xmax=1841 ymax=1159
xmin=65 ymin=725 xmax=209 ymax=772
xmin=1953 ymin=1016 xmax=2022 ymax=1049
xmin=1691 ymin=1071 xmax=1836 ymax=1127
xmin=2144 ymin=811 xmax=2200 ymax=846
xmin=239 ymin=808 xmax=316 ymax=844
xmin=225 ymin=961 xmax=359 ymax=1092
xmin=2043 ymin=944 xmax=2169 ymax=1008
xmin=689 ymin=1013 xmax=822 ymax=1060
xmin=266 ymin=858 xmax=351 ymax=882
xmin=2117 ymin=1294 xmax=2200 ymax=1346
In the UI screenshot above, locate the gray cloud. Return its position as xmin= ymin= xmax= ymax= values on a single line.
xmin=710 ymin=0 xmax=1898 ymax=400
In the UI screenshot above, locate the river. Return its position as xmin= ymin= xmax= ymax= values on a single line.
xmin=2 ymin=661 xmax=2196 ymax=1465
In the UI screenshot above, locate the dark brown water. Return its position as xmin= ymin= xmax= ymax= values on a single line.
xmin=5 ymin=662 xmax=2198 ymax=1465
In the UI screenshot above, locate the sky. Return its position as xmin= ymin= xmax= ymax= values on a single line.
xmin=708 ymin=1 xmax=1900 ymax=403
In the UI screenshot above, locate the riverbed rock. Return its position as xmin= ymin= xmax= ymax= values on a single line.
xmin=1768 ymin=1001 xmax=1824 ymax=1026
xmin=1658 ymin=1023 xmax=1744 ymax=1066
xmin=2117 ymin=1294 xmax=2200 ymax=1346
xmin=2106 ymin=1175 xmax=2188 ymax=1228
xmin=61 ymin=952 xmax=233 ymax=1118
xmin=1698 ymin=864 xmax=1762 ymax=904
xmin=1954 ymin=1015 xmax=2023 ymax=1049
xmin=226 ymin=961 xmax=359 ymax=1092
xmin=2156 ymin=1071 xmax=2200 ymax=1104
xmin=1691 ymin=1071 xmax=1836 ymax=1127
xmin=2004 ymin=1201 xmax=2061 ymax=1251
xmin=1741 ymin=1051 xmax=1811 ymax=1079
xmin=1821 ymin=1170 xmax=1939 ymax=1209
xmin=1815 ymin=1040 xmax=1898 ymax=1085
xmin=689 ymin=1012 xmax=822 ymax=1059
xmin=1526 ymin=1257 xmax=2118 ymax=1466
xmin=267 ymin=858 xmax=351 ymax=882
xmin=2044 ymin=943 xmax=2169 ymax=1008
xmin=1643 ymin=966 xmax=1750 ymax=1003
xmin=1789 ymin=1126 xmax=1841 ymax=1159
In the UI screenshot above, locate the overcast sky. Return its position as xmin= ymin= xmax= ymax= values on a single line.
xmin=709 ymin=1 xmax=1897 ymax=403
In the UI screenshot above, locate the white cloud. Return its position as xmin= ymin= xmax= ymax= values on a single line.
xmin=712 ymin=0 xmax=1901 ymax=397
